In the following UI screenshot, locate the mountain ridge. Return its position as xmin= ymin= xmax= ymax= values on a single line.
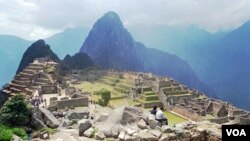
xmin=80 ymin=11 xmax=216 ymax=97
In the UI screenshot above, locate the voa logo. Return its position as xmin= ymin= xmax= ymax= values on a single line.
xmin=226 ymin=129 xmax=246 ymax=136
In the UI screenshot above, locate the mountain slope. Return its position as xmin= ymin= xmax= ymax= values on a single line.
xmin=0 ymin=35 xmax=31 ymax=86
xmin=80 ymin=11 xmax=142 ymax=71
xmin=16 ymin=39 xmax=60 ymax=74
xmin=63 ymin=52 xmax=94 ymax=70
xmin=45 ymin=27 xmax=90 ymax=59
xmin=80 ymin=11 xmax=216 ymax=97
xmin=199 ymin=20 xmax=250 ymax=110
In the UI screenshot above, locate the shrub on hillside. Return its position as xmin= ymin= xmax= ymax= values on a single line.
xmin=12 ymin=128 xmax=26 ymax=139
xmin=0 ymin=94 xmax=32 ymax=126
xmin=96 ymin=89 xmax=111 ymax=106
xmin=0 ymin=129 xmax=13 ymax=141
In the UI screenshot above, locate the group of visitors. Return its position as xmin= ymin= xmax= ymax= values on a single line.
xmin=150 ymin=106 xmax=168 ymax=125
xmin=30 ymin=96 xmax=47 ymax=107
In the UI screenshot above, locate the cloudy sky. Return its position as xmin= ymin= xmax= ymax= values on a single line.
xmin=0 ymin=0 xmax=249 ymax=40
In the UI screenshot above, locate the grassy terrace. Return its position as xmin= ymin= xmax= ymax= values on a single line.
xmin=164 ymin=111 xmax=188 ymax=125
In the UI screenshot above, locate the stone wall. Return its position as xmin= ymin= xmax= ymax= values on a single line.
xmin=143 ymin=102 xmax=162 ymax=108
xmin=57 ymin=97 xmax=88 ymax=109
xmin=209 ymin=117 xmax=229 ymax=124
xmin=172 ymin=106 xmax=203 ymax=121
xmin=238 ymin=117 xmax=250 ymax=125
xmin=40 ymin=85 xmax=58 ymax=94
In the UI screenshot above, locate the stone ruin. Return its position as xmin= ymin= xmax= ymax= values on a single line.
xmin=74 ymin=106 xmax=221 ymax=141
xmin=122 ymin=71 xmax=250 ymax=125
xmin=1 ymin=58 xmax=60 ymax=98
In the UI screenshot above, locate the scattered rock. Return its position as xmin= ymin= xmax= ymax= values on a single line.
xmin=67 ymin=111 xmax=89 ymax=120
xmin=137 ymin=119 xmax=147 ymax=129
xmin=101 ymin=128 xmax=112 ymax=138
xmin=95 ymin=131 xmax=106 ymax=140
xmin=118 ymin=131 xmax=126 ymax=140
xmin=150 ymin=130 xmax=162 ymax=138
xmin=136 ymin=130 xmax=158 ymax=141
xmin=78 ymin=119 xmax=92 ymax=136
xmin=84 ymin=128 xmax=94 ymax=138
xmin=175 ymin=127 xmax=184 ymax=136
xmin=161 ymin=125 xmax=173 ymax=133
xmin=12 ymin=135 xmax=21 ymax=141
xmin=159 ymin=134 xmax=169 ymax=141
xmin=126 ymin=128 xmax=136 ymax=136
xmin=39 ymin=107 xmax=60 ymax=128
xmin=95 ymin=114 xmax=109 ymax=122
xmin=111 ymin=125 xmax=120 ymax=138
xmin=124 ymin=134 xmax=133 ymax=141
xmin=149 ymin=119 xmax=159 ymax=129
xmin=121 ymin=106 xmax=143 ymax=125
xmin=168 ymin=133 xmax=177 ymax=140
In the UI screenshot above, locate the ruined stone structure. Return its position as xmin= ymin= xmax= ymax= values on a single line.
xmin=121 ymin=71 xmax=250 ymax=125
xmin=2 ymin=58 xmax=60 ymax=97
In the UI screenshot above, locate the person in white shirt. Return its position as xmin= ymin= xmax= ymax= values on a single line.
xmin=155 ymin=107 xmax=168 ymax=125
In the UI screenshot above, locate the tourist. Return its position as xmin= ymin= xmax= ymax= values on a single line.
xmin=26 ymin=127 xmax=32 ymax=141
xmin=155 ymin=107 xmax=168 ymax=125
xmin=150 ymin=105 xmax=157 ymax=115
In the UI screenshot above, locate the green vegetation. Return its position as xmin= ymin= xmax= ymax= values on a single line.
xmin=0 ymin=124 xmax=27 ymax=140
xmin=96 ymin=89 xmax=111 ymax=106
xmin=0 ymin=95 xmax=32 ymax=126
xmin=12 ymin=128 xmax=26 ymax=139
xmin=40 ymin=128 xmax=57 ymax=134
xmin=164 ymin=111 xmax=187 ymax=125
xmin=0 ymin=128 xmax=13 ymax=141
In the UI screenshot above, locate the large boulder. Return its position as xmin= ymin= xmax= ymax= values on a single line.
xmin=38 ymin=107 xmax=60 ymax=128
xmin=161 ymin=125 xmax=173 ymax=133
xmin=121 ymin=106 xmax=144 ymax=125
xmin=137 ymin=119 xmax=147 ymax=129
xmin=136 ymin=130 xmax=158 ymax=141
xmin=150 ymin=130 xmax=162 ymax=138
xmin=83 ymin=128 xmax=94 ymax=138
xmin=78 ymin=119 xmax=92 ymax=136
xmin=95 ymin=114 xmax=109 ymax=122
xmin=31 ymin=112 xmax=48 ymax=129
xmin=95 ymin=131 xmax=106 ymax=140
xmin=118 ymin=131 xmax=126 ymax=140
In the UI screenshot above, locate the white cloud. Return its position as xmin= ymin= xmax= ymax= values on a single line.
xmin=0 ymin=0 xmax=249 ymax=40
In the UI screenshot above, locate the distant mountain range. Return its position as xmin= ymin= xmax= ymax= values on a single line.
xmin=129 ymin=20 xmax=250 ymax=110
xmin=0 ymin=27 xmax=90 ymax=87
xmin=80 ymin=11 xmax=216 ymax=97
xmin=0 ymin=12 xmax=249 ymax=110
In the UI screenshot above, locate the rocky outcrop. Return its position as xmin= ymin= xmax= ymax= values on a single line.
xmin=32 ymin=107 xmax=59 ymax=129
xmin=38 ymin=107 xmax=60 ymax=128
xmin=78 ymin=119 xmax=92 ymax=136
xmin=121 ymin=106 xmax=144 ymax=125
xmin=16 ymin=39 xmax=60 ymax=74
xmin=67 ymin=111 xmax=89 ymax=120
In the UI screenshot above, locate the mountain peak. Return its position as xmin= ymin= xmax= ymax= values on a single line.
xmin=93 ymin=11 xmax=124 ymax=31
xmin=16 ymin=40 xmax=60 ymax=73
xmin=103 ymin=11 xmax=120 ymax=20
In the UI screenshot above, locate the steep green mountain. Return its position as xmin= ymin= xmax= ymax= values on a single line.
xmin=63 ymin=52 xmax=94 ymax=70
xmin=80 ymin=11 xmax=142 ymax=71
xmin=79 ymin=11 xmax=216 ymax=97
xmin=0 ymin=27 xmax=89 ymax=86
xmin=16 ymin=39 xmax=60 ymax=73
